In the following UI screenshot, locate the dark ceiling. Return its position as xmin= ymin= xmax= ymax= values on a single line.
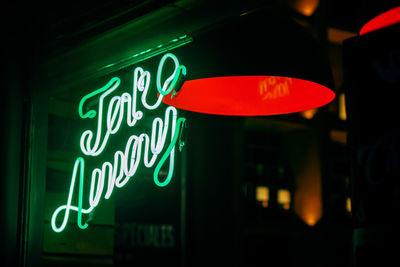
xmin=6 ymin=0 xmax=399 ymax=44
xmin=2 ymin=0 xmax=398 ymax=72
xmin=37 ymin=0 xmax=399 ymax=40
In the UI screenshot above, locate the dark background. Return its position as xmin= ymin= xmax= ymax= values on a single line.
xmin=1 ymin=1 xmax=399 ymax=266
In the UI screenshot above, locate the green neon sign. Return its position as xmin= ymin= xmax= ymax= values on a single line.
xmin=51 ymin=53 xmax=187 ymax=233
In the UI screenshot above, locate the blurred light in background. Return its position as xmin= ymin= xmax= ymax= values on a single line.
xmin=291 ymin=137 xmax=323 ymax=226
xmin=277 ymin=189 xmax=291 ymax=210
xmin=301 ymin=108 xmax=318 ymax=119
xmin=291 ymin=0 xmax=320 ymax=16
xmin=346 ymin=197 xmax=352 ymax=213
xmin=339 ymin=93 xmax=347 ymax=120
xmin=256 ymin=186 xmax=270 ymax=208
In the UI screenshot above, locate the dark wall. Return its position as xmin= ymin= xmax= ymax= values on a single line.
xmin=344 ymin=23 xmax=400 ymax=266
xmin=185 ymin=113 xmax=244 ymax=266
xmin=0 ymin=63 xmax=24 ymax=266
xmin=1 ymin=3 xmax=47 ymax=266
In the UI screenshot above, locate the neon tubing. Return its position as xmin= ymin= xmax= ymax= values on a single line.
xmin=154 ymin=117 xmax=186 ymax=187
xmin=157 ymin=53 xmax=187 ymax=96
xmin=52 ymin=52 xmax=187 ymax=232
xmin=79 ymin=77 xmax=121 ymax=119
xmin=51 ymin=157 xmax=91 ymax=233
xmin=80 ymin=78 xmax=120 ymax=156
xmin=79 ymin=53 xmax=187 ymax=156
xmin=51 ymin=108 xmax=186 ymax=232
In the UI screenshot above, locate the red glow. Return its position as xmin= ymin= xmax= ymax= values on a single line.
xmin=360 ymin=6 xmax=400 ymax=35
xmin=163 ymin=76 xmax=335 ymax=116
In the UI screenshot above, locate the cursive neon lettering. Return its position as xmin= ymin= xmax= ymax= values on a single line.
xmin=51 ymin=112 xmax=186 ymax=233
xmin=157 ymin=53 xmax=187 ymax=97
xmin=80 ymin=78 xmax=120 ymax=156
xmin=154 ymin=117 xmax=186 ymax=187
xmin=51 ymin=53 xmax=187 ymax=233
xmin=51 ymin=157 xmax=90 ymax=232
xmin=79 ymin=54 xmax=185 ymax=156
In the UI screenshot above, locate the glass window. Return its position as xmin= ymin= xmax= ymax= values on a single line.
xmin=43 ymin=53 xmax=186 ymax=266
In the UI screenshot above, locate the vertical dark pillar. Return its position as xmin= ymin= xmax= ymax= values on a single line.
xmin=185 ymin=113 xmax=244 ymax=267
xmin=1 ymin=3 xmax=47 ymax=265
xmin=0 ymin=64 xmax=24 ymax=266
xmin=344 ymin=24 xmax=400 ymax=266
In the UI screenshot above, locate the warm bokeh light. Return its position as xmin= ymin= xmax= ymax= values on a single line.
xmin=292 ymin=0 xmax=320 ymax=16
xmin=330 ymin=130 xmax=347 ymax=144
xmin=277 ymin=189 xmax=291 ymax=210
xmin=256 ymin=186 xmax=269 ymax=208
xmin=301 ymin=108 xmax=318 ymax=119
xmin=290 ymin=136 xmax=323 ymax=226
xmin=346 ymin=197 xmax=352 ymax=213
xmin=295 ymin=194 xmax=322 ymax=226
xmin=304 ymin=211 xmax=319 ymax=226
xmin=339 ymin=93 xmax=347 ymax=120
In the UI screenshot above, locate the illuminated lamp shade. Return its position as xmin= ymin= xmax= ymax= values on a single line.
xmin=360 ymin=6 xmax=400 ymax=35
xmin=164 ymin=76 xmax=334 ymax=116
xmin=163 ymin=9 xmax=335 ymax=116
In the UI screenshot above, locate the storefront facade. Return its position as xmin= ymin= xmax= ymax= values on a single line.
xmin=2 ymin=1 xmax=399 ymax=267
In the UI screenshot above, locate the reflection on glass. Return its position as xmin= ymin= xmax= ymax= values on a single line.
xmin=259 ymin=77 xmax=292 ymax=100
xmin=277 ymin=189 xmax=291 ymax=210
xmin=256 ymin=186 xmax=269 ymax=208
xmin=346 ymin=197 xmax=352 ymax=213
